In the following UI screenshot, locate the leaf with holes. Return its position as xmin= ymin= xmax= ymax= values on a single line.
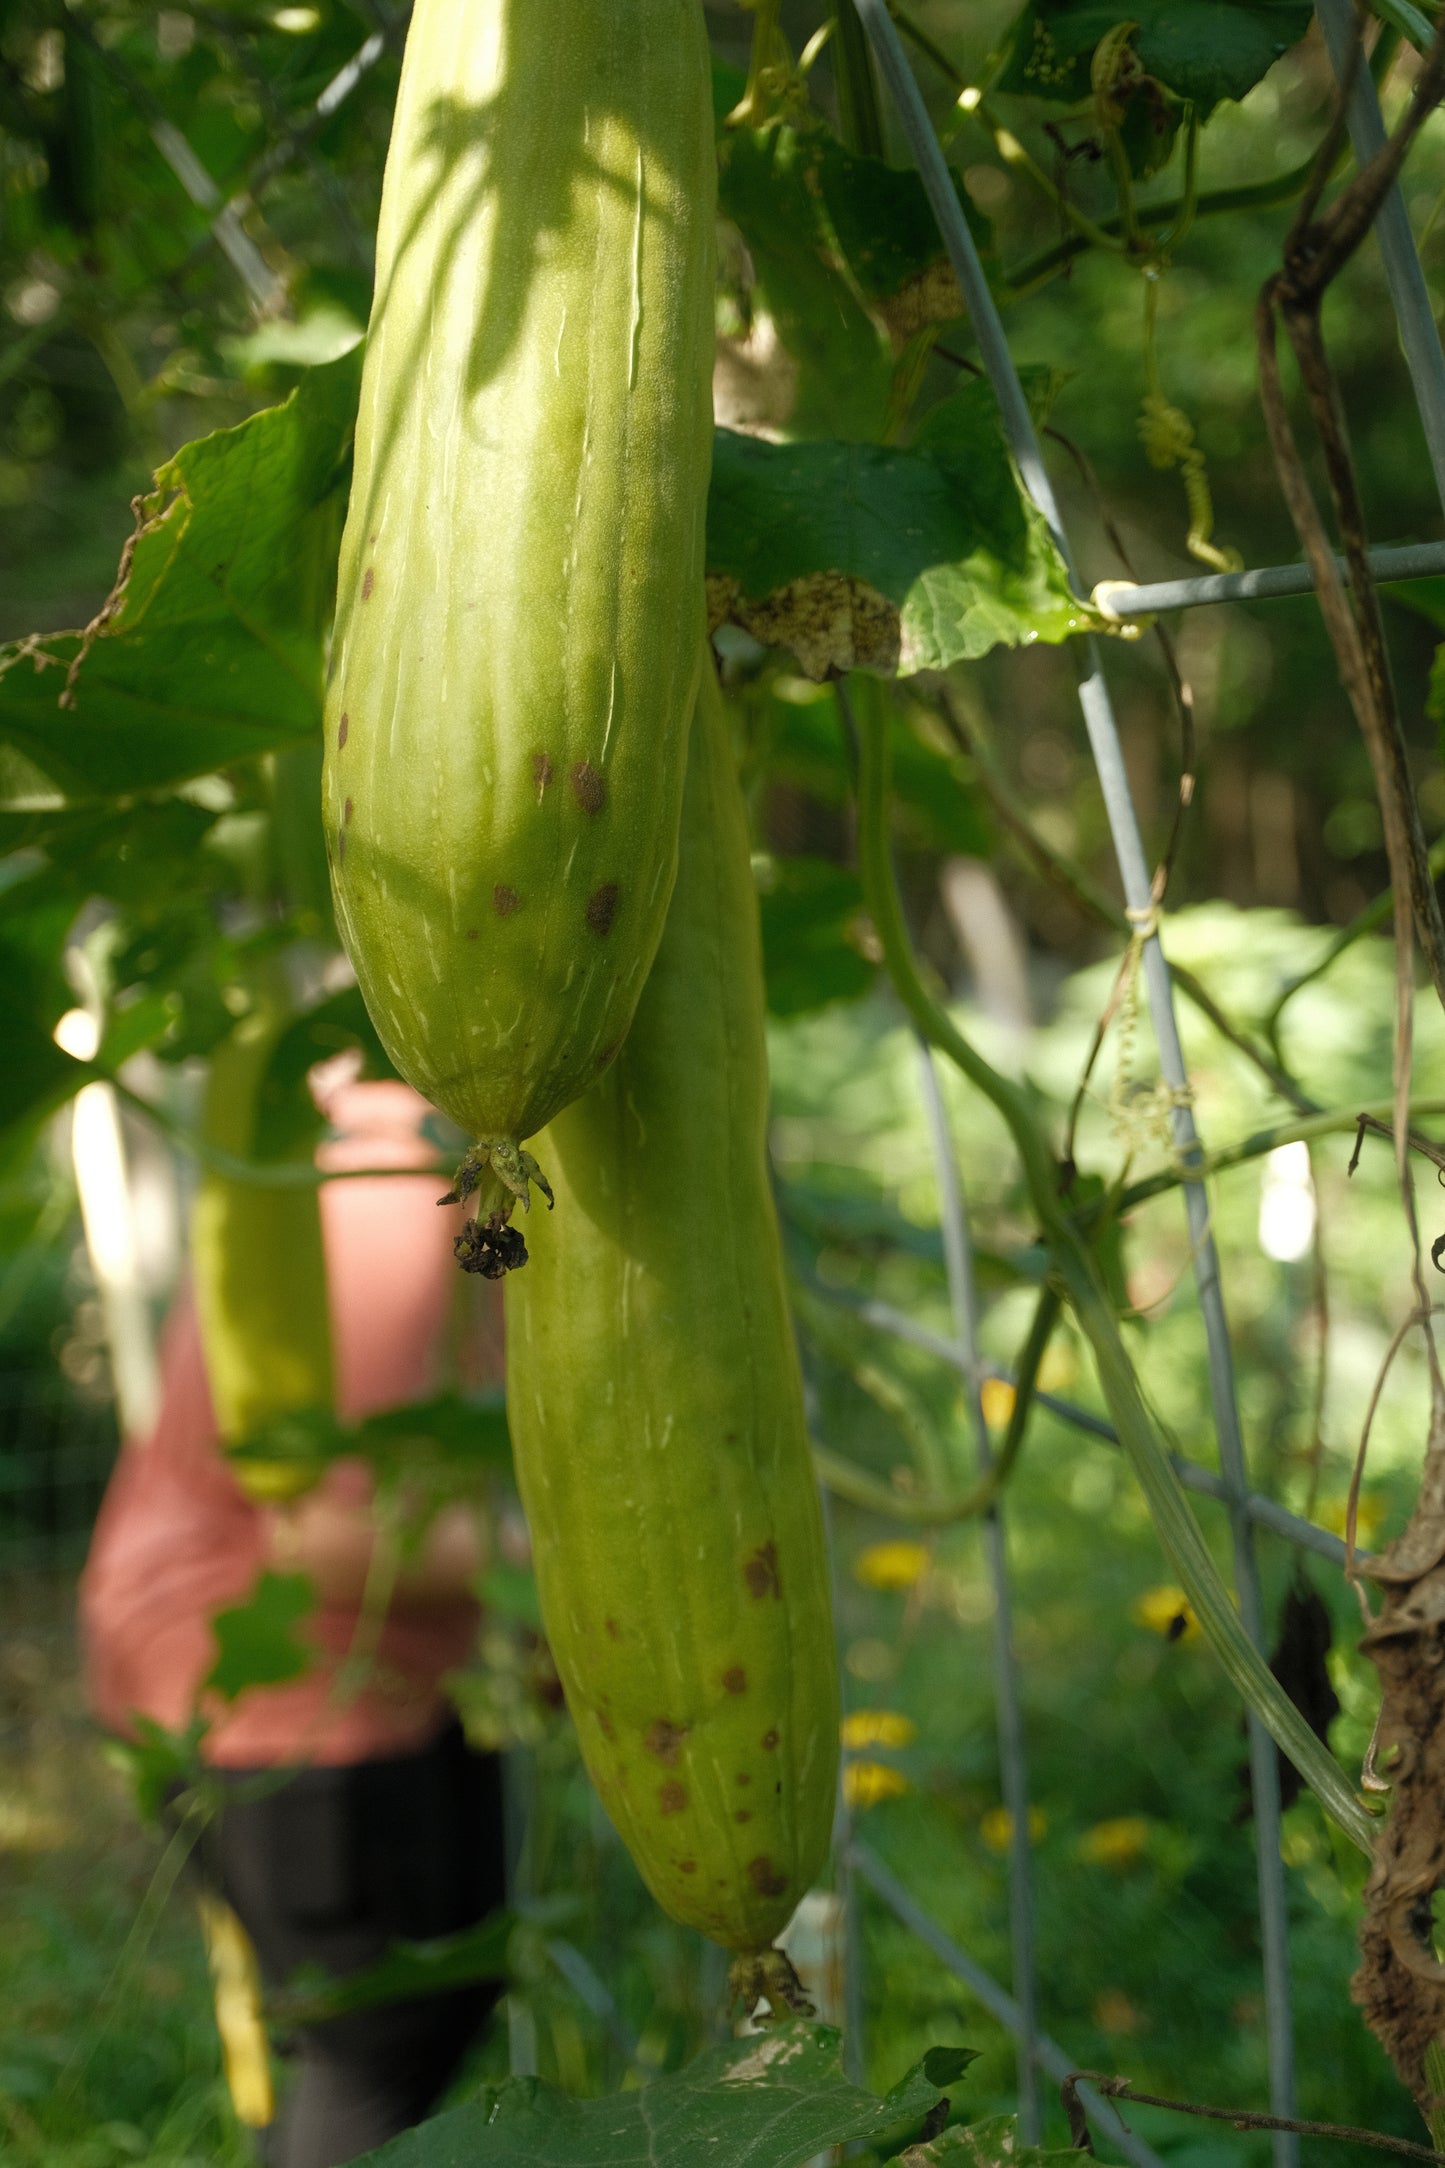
xmin=706 ymin=378 xmax=1088 ymax=679
xmin=998 ymin=1 xmax=1312 ymax=113
xmin=360 ymin=2024 xmax=976 ymax=2167
xmin=0 ymin=346 xmax=361 ymax=806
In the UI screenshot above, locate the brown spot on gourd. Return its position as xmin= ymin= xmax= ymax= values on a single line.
xmin=586 ymin=883 xmax=620 ymax=936
xmin=531 ymin=751 xmax=554 ymax=796
xmin=337 ymin=828 xmax=346 ymax=865
xmin=493 ymin=883 xmax=520 ymax=917
xmin=762 ymin=1728 xmax=780 ymax=1751
xmin=679 ymin=1859 xmax=697 ymax=1875
xmin=736 ymin=1773 xmax=752 ymax=1786
xmin=748 ymin=1856 xmax=789 ymax=1898
xmin=466 ymin=929 xmax=478 ymax=940
xmin=338 ymin=712 xmax=349 ymax=749
xmin=645 ymin=1718 xmax=688 ymax=1766
xmin=722 ymin=1665 xmax=747 ymax=1696
xmin=657 ymin=1780 xmax=686 ymax=1816
xmin=569 ymin=759 xmax=606 ymax=815
xmin=604 ymin=1617 xmax=619 ymax=1641
xmin=361 ymin=567 xmax=375 ymax=601
xmin=734 ymin=1809 xmax=752 ymax=1824
xmin=344 ymin=798 xmax=353 ymax=825
xmin=744 ymin=1542 xmax=781 ymax=1599
xmin=597 ymin=1711 xmax=615 ymax=1739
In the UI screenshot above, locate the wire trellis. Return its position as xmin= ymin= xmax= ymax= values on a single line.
xmin=18 ymin=3 xmax=1445 ymax=2156
xmin=850 ymin=2 xmax=1445 ymax=2160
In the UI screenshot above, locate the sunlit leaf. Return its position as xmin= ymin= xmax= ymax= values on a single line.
xmin=0 ymin=347 xmax=361 ymax=803
xmin=999 ymin=0 xmax=1312 ymax=113
xmin=707 ymin=379 xmax=1088 ymax=679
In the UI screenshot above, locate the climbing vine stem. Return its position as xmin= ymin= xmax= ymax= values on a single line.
xmin=849 ymin=673 xmax=1377 ymax=1856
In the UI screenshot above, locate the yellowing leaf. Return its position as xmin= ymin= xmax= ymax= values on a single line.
xmin=843 ymin=1760 xmax=910 ymax=1809
xmin=198 ymin=1895 xmax=273 ymax=2128
xmin=841 ymin=1709 xmax=917 ymax=1750
xmin=854 ymin=1540 xmax=929 ymax=1591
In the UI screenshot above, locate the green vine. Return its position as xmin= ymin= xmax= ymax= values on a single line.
xmin=851 ymin=672 xmax=1377 ymax=1857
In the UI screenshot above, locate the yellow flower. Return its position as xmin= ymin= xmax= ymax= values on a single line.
xmin=854 ymin=1541 xmax=929 ymax=1591
xmin=1318 ymin=1493 xmax=1385 ymax=1546
xmin=840 ymin=1709 xmax=917 ymax=1751
xmin=979 ymin=1805 xmax=1046 ymax=1852
xmin=1131 ymin=1584 xmax=1200 ymax=1642
xmin=843 ymin=1760 xmax=910 ymax=1809
xmin=983 ymin=1378 xmax=1018 ymax=1430
xmin=980 ymin=1377 xmax=1016 ymax=1427
xmin=1077 ymin=1816 xmax=1151 ymax=1868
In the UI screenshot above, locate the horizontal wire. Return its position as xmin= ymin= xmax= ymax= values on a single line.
xmin=1094 ymin=537 xmax=1445 ymax=618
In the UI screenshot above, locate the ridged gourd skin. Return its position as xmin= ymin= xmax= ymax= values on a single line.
xmin=323 ymin=0 xmax=716 ymax=1190
xmin=505 ymin=660 xmax=839 ymax=1955
xmin=192 ymin=1011 xmax=334 ymax=1501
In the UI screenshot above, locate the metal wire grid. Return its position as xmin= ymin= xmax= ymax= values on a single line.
xmin=0 ymin=1372 xmax=117 ymax=1573
xmin=15 ymin=4 xmax=1445 ymax=2156
xmin=852 ymin=2 xmax=1445 ymax=2160
xmin=59 ymin=1 xmax=408 ymax=319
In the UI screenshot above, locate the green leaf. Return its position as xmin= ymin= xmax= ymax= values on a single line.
xmin=203 ymin=1568 xmax=315 ymax=1702
xmin=105 ymin=1713 xmax=210 ymax=1825
xmin=758 ymin=856 xmax=876 ymax=1017
xmin=251 ymin=984 xmax=400 ymax=1161
xmin=270 ymin=1912 xmax=513 ymax=2028
xmin=706 ymin=380 xmax=1088 ymax=679
xmin=759 ymin=687 xmax=992 ymax=856
xmin=360 ymin=2022 xmax=973 ymax=2168
xmin=998 ymin=1 xmax=1313 ymax=113
xmin=901 ymin=2113 xmax=1080 ymax=2167
xmin=228 ymin=1392 xmax=514 ymax=1498
xmin=0 ymin=874 xmax=84 ymax=1136
xmin=718 ymin=118 xmax=994 ymax=432
xmin=0 ymin=346 xmax=361 ymax=804
xmin=720 ymin=124 xmax=894 ymax=441
xmin=476 ymin=1563 xmax=543 ymax=1632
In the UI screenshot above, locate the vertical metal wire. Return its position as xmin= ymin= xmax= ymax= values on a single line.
xmin=851 ymin=7 xmax=1298 ymax=2157
xmin=915 ymin=1038 xmax=1041 ymax=2142
xmin=1315 ymin=0 xmax=1445 ymax=510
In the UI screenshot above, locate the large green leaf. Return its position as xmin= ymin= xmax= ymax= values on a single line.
xmin=0 ymin=345 xmax=361 ymax=805
xmin=361 ymin=2025 xmax=976 ymax=2168
xmin=999 ymin=1 xmax=1313 ymax=113
xmin=707 ymin=379 xmax=1089 ymax=678
xmin=720 ymin=123 xmax=895 ymax=442
xmin=717 ymin=116 xmax=994 ymax=439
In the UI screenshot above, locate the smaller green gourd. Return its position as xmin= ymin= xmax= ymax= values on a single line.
xmin=506 ymin=656 xmax=839 ymax=1985
xmin=192 ymin=1006 xmax=333 ymax=1501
